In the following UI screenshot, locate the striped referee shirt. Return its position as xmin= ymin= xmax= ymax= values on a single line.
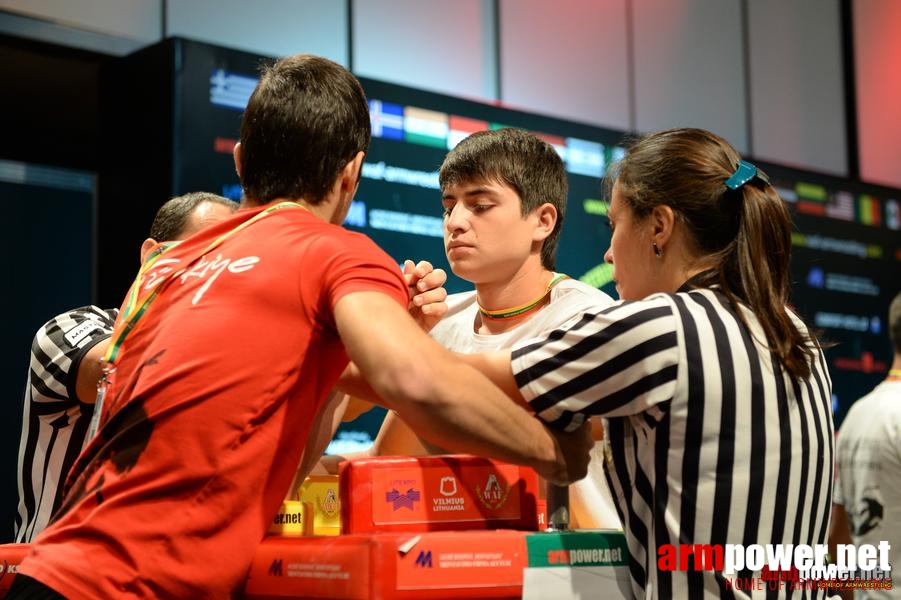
xmin=15 ymin=305 xmax=118 ymax=543
xmin=511 ymin=288 xmax=834 ymax=599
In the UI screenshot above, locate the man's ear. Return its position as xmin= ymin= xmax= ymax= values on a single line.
xmin=341 ymin=151 xmax=365 ymax=194
xmin=140 ymin=238 xmax=159 ymax=265
xmin=233 ymin=142 xmax=243 ymax=178
xmin=532 ymin=203 xmax=558 ymax=243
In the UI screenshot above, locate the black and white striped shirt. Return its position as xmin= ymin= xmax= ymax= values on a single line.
xmin=15 ymin=305 xmax=118 ymax=543
xmin=512 ymin=288 xmax=834 ymax=599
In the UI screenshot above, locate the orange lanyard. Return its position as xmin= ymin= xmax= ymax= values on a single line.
xmin=103 ymin=201 xmax=304 ymax=366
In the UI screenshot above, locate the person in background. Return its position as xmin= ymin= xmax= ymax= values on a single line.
xmin=365 ymin=127 xmax=620 ymax=529
xmin=8 ymin=54 xmax=592 ymax=600
xmin=830 ymin=290 xmax=901 ymax=598
xmin=466 ymin=127 xmax=834 ymax=598
xmin=14 ymin=191 xmax=236 ymax=543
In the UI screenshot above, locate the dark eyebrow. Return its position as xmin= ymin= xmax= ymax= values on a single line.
xmin=442 ymin=185 xmax=497 ymax=202
xmin=464 ymin=186 xmax=492 ymax=196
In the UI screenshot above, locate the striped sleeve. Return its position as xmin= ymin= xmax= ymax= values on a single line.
xmin=511 ymin=288 xmax=834 ymax=597
xmin=29 ymin=306 xmax=119 ymax=404
xmin=510 ymin=295 xmax=681 ymax=431
xmin=16 ymin=305 xmax=119 ymax=542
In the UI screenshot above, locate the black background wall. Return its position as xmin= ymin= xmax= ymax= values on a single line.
xmin=1 ymin=35 xmax=108 ymax=542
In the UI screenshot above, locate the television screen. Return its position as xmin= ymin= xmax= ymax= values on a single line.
xmin=130 ymin=38 xmax=901 ymax=447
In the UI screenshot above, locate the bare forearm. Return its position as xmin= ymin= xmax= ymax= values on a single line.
xmin=336 ymin=363 xmax=382 ymax=405
xmin=391 ymin=362 xmax=561 ymax=471
xmin=335 ymin=292 xmax=585 ymax=484
xmin=287 ymin=390 xmax=347 ymax=498
xmin=75 ymin=339 xmax=111 ymax=403
xmin=456 ymin=349 xmax=525 ymax=405
xmin=371 ymin=410 xmax=433 ymax=456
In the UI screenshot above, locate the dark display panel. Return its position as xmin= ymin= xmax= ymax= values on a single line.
xmin=761 ymin=164 xmax=901 ymax=423
xmin=176 ymin=39 xmax=622 ymax=298
xmin=348 ymin=82 xmax=624 ymax=298
xmin=3 ymin=161 xmax=96 ymax=543
xmin=110 ymin=38 xmax=901 ymax=446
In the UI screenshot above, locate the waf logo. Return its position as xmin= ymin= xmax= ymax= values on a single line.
xmin=476 ymin=473 xmax=511 ymax=510
xmin=440 ymin=476 xmax=457 ymax=496
xmin=320 ymin=488 xmax=340 ymax=517
xmin=386 ymin=488 xmax=421 ymax=511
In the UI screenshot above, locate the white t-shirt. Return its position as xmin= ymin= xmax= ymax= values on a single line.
xmin=834 ymin=378 xmax=901 ymax=598
xmin=431 ymin=276 xmax=621 ymax=529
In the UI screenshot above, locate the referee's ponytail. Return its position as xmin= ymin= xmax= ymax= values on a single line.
xmin=607 ymin=127 xmax=817 ymax=380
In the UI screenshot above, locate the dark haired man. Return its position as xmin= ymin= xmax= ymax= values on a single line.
xmin=9 ymin=55 xmax=591 ymax=599
xmin=368 ymin=128 xmax=620 ymax=528
xmin=14 ymin=191 xmax=235 ymax=544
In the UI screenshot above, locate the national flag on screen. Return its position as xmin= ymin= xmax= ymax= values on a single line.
xmin=795 ymin=181 xmax=827 ymax=202
xmin=825 ymin=190 xmax=855 ymax=221
xmin=565 ymin=137 xmax=604 ymax=177
xmin=533 ymin=131 xmax=568 ymax=162
xmin=209 ymin=68 xmax=258 ymax=111
xmin=369 ymin=99 xmax=404 ymax=140
xmin=858 ymin=194 xmax=881 ymax=226
xmin=404 ymin=106 xmax=448 ymax=148
xmin=885 ymin=199 xmax=900 ymax=230
xmin=447 ymin=115 xmax=488 ymax=149
xmin=794 ymin=182 xmax=826 ymax=216
xmin=796 ymin=201 xmax=826 ymax=216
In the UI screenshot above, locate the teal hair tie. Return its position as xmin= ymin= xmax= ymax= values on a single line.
xmin=725 ymin=159 xmax=770 ymax=190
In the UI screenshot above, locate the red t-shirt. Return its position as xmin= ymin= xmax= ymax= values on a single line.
xmin=18 ymin=204 xmax=409 ymax=599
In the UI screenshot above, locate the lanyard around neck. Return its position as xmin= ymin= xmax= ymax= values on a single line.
xmin=103 ymin=201 xmax=304 ymax=366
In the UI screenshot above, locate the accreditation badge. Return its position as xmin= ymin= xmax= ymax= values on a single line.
xmin=83 ymin=360 xmax=115 ymax=450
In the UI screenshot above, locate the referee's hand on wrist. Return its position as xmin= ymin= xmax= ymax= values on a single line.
xmin=544 ymin=420 xmax=593 ymax=486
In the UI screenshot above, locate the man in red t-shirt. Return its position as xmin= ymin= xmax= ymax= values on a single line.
xmin=9 ymin=55 xmax=592 ymax=599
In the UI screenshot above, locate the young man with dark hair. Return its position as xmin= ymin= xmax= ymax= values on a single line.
xmin=368 ymin=128 xmax=620 ymax=528
xmin=9 ymin=55 xmax=591 ymax=599
xmin=14 ymin=192 xmax=235 ymax=544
